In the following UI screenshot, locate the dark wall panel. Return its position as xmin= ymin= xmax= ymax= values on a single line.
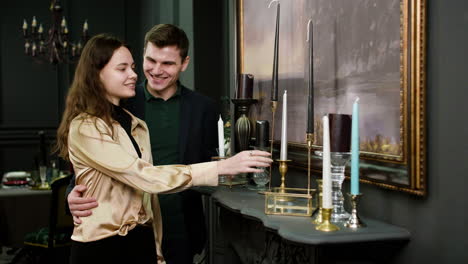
xmin=0 ymin=129 xmax=56 ymax=173
xmin=0 ymin=0 xmax=143 ymax=175
xmin=1 ymin=0 xmax=59 ymax=128
xmin=193 ymin=0 xmax=224 ymax=103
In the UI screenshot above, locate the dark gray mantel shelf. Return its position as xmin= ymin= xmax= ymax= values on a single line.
xmin=207 ymin=186 xmax=411 ymax=246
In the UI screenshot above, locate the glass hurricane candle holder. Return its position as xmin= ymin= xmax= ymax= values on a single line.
xmin=316 ymin=151 xmax=351 ymax=222
xmin=252 ymin=167 xmax=269 ymax=191
xmin=247 ymin=146 xmax=270 ymax=191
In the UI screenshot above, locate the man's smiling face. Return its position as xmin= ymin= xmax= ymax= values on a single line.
xmin=142 ymin=42 xmax=189 ymax=100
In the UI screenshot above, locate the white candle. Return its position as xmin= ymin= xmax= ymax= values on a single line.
xmin=218 ymin=116 xmax=225 ymax=157
xmin=83 ymin=20 xmax=89 ymax=31
xmin=280 ymin=90 xmax=288 ymax=160
xmin=322 ymin=115 xmax=332 ymax=209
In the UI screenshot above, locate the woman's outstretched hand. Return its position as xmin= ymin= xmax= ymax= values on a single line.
xmin=217 ymin=150 xmax=272 ymax=175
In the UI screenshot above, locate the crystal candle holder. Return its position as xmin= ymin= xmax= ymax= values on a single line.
xmin=247 ymin=146 xmax=270 ymax=191
xmin=316 ymin=151 xmax=351 ymax=222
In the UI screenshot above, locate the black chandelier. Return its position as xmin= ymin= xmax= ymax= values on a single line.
xmin=21 ymin=0 xmax=90 ymax=64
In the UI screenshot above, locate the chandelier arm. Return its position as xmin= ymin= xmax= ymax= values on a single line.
xmin=22 ymin=0 xmax=89 ymax=64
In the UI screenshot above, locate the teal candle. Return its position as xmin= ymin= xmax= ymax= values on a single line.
xmin=351 ymin=98 xmax=360 ymax=195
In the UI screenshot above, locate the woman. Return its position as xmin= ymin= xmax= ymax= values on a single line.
xmin=56 ymin=34 xmax=271 ymax=264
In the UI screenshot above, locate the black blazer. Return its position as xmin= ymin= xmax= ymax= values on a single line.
xmin=124 ymin=82 xmax=219 ymax=255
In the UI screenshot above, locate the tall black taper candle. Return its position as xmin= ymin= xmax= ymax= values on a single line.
xmin=271 ymin=3 xmax=280 ymax=102
xmin=307 ymin=20 xmax=314 ymax=133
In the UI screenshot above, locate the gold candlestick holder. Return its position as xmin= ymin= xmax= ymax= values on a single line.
xmin=344 ymin=193 xmax=366 ymax=228
xmin=275 ymin=159 xmax=292 ymax=202
xmin=312 ymin=179 xmax=323 ymax=225
xmin=268 ymin=100 xmax=278 ymax=191
xmin=306 ymin=133 xmax=314 ymax=194
xmin=315 ymin=208 xmax=340 ymax=232
xmin=277 ymin=159 xmax=291 ymax=192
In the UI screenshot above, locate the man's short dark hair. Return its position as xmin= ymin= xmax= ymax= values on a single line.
xmin=144 ymin=24 xmax=189 ymax=59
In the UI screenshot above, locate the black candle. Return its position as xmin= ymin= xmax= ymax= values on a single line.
xmin=271 ymin=3 xmax=280 ymax=102
xmin=307 ymin=21 xmax=314 ymax=133
xmin=328 ymin=114 xmax=351 ymax=152
xmin=255 ymin=120 xmax=270 ymax=149
xmin=237 ymin=73 xmax=254 ymax=99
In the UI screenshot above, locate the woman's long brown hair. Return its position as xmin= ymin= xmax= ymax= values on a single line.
xmin=56 ymin=34 xmax=129 ymax=160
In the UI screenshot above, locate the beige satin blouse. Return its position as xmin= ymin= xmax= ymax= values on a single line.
xmin=68 ymin=112 xmax=218 ymax=262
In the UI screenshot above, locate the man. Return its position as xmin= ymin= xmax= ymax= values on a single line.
xmin=67 ymin=24 xmax=219 ymax=264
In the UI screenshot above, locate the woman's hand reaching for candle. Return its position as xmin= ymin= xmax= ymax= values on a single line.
xmin=217 ymin=150 xmax=272 ymax=175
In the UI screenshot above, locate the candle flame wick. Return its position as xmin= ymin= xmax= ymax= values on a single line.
xmin=306 ymin=19 xmax=313 ymax=42
xmin=355 ymin=97 xmax=360 ymax=103
xmin=268 ymin=0 xmax=279 ymax=9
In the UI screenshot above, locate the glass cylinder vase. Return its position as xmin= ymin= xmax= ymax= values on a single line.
xmin=315 ymin=151 xmax=351 ymax=222
xmin=330 ymin=152 xmax=351 ymax=222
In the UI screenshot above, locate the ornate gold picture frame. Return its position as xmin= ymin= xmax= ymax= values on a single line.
xmin=237 ymin=0 xmax=426 ymax=195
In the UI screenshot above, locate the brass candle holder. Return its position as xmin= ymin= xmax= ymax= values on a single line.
xmin=315 ymin=208 xmax=339 ymax=232
xmin=268 ymin=100 xmax=278 ymax=191
xmin=306 ymin=133 xmax=314 ymax=194
xmin=277 ymin=159 xmax=291 ymax=192
xmin=276 ymin=159 xmax=292 ymax=202
xmin=306 ymin=132 xmax=320 ymax=221
xmin=312 ymin=179 xmax=323 ymax=225
xmin=344 ymin=193 xmax=366 ymax=228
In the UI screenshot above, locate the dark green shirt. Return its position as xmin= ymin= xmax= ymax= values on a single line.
xmin=143 ymin=84 xmax=181 ymax=166
xmin=143 ymin=84 xmax=188 ymax=242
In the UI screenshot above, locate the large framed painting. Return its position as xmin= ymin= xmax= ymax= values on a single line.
xmin=237 ymin=0 xmax=427 ymax=195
